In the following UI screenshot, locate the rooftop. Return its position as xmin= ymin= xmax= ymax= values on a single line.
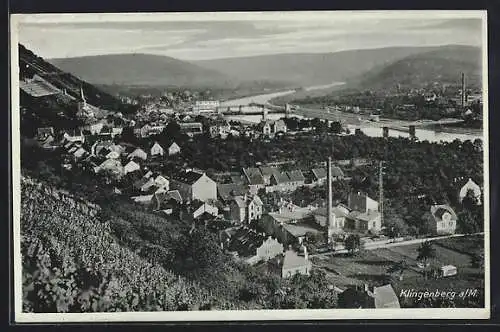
xmin=287 ymin=170 xmax=305 ymax=182
xmin=169 ymin=170 xmax=205 ymax=185
xmin=430 ymin=204 xmax=457 ymax=221
xmin=243 ymin=167 xmax=265 ymax=185
xmin=311 ymin=168 xmax=327 ymax=180
xmin=282 ymin=222 xmax=323 ymax=238
xmin=217 ymin=183 xmax=247 ymax=201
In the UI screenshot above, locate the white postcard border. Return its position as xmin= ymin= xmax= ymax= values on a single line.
xmin=10 ymin=10 xmax=491 ymax=322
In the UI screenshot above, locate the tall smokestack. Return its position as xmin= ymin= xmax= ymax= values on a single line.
xmin=327 ymin=157 xmax=334 ymax=243
xmin=461 ymin=72 xmax=466 ymax=108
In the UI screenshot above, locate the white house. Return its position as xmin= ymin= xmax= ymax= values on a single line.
xmin=430 ymin=204 xmax=457 ymax=235
xmin=169 ymin=170 xmax=217 ymax=202
xmin=192 ymin=201 xmax=219 ymax=219
xmin=124 ymin=160 xmax=140 ymax=174
xmin=150 ymin=142 xmax=164 ymax=157
xmin=168 ymin=142 xmax=181 ymax=156
xmin=127 ymin=148 xmax=148 ymax=161
xmin=229 ymin=194 xmax=264 ymax=224
xmin=459 ymin=178 xmax=482 ymax=205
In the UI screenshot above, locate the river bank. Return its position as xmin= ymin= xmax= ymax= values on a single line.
xmin=220 ymin=83 xmax=484 ymax=142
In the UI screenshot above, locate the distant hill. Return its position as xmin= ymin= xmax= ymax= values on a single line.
xmin=192 ymin=46 xmax=451 ymax=87
xmin=49 ymin=53 xmax=260 ymax=89
xmin=19 ymin=44 xmax=135 ymax=113
xmin=18 ymin=44 xmax=138 ymax=136
xmin=350 ymin=45 xmax=482 ymax=91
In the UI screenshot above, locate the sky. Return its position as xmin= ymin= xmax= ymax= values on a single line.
xmin=14 ymin=11 xmax=485 ymax=61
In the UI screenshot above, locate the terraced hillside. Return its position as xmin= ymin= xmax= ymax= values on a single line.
xmin=21 ymin=176 xmax=213 ymax=312
xmin=19 ymin=44 xmax=137 ymax=114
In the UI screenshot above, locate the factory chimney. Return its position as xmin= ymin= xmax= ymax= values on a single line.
xmin=327 ymin=157 xmax=335 ymax=243
xmin=461 ymin=72 xmax=466 ymax=108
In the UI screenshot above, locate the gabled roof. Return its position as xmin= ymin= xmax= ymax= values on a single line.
xmin=191 ymin=200 xmax=206 ymax=211
xmin=274 ymin=119 xmax=286 ymax=127
xmin=128 ymin=147 xmax=147 ymax=157
xmin=272 ymin=171 xmax=290 ymax=184
xmin=311 ymin=168 xmax=327 ymax=180
xmin=459 ymin=178 xmax=481 ymax=197
xmin=331 ymin=166 xmax=345 ymax=178
xmin=313 ymin=205 xmax=351 ymax=219
xmin=150 ymin=141 xmax=163 ymax=149
xmin=168 ymin=141 xmax=180 ymax=149
xmin=156 ymin=190 xmax=183 ymax=206
xmin=243 ymin=167 xmax=265 ymax=185
xmin=430 ymin=204 xmax=457 ymax=221
xmin=232 ymin=194 xmax=263 ymax=209
xmin=268 ymin=206 xmax=315 ymax=223
xmin=125 ymin=160 xmax=140 ymax=169
xmin=287 ymin=170 xmax=305 ymax=182
xmin=170 ymin=170 xmax=205 ymax=185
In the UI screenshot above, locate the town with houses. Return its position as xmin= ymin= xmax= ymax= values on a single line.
xmin=25 ymin=78 xmax=485 ymax=309
xmin=17 ymin=13 xmax=486 ymax=314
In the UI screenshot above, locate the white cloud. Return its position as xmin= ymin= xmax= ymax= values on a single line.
xmin=16 ymin=12 xmax=484 ymax=60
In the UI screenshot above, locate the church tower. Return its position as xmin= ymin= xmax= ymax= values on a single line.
xmin=80 ymin=86 xmax=87 ymax=107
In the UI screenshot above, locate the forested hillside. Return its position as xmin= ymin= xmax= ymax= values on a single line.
xmin=20 ymin=44 xmax=137 ymax=114
xmin=351 ymin=45 xmax=481 ymax=92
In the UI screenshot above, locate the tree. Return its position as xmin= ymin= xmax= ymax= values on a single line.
xmin=338 ymin=287 xmax=372 ymax=308
xmin=344 ymin=234 xmax=361 ymax=256
xmin=456 ymin=209 xmax=479 ymax=234
xmin=330 ymin=121 xmax=342 ymax=134
xmin=419 ymin=212 xmax=436 ymax=236
xmin=416 ymin=241 xmax=436 ymax=278
xmin=164 ymin=121 xmax=181 ymax=140
xmin=386 ymin=260 xmax=408 ymax=281
xmin=470 ymin=251 xmax=484 ymax=270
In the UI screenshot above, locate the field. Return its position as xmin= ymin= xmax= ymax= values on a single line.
xmin=311 ymin=235 xmax=484 ymax=307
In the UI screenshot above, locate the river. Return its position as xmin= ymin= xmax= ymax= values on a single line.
xmin=221 ymin=83 xmax=483 ymax=143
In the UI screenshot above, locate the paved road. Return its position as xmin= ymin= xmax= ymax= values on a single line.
xmin=310 ymin=232 xmax=484 ymax=257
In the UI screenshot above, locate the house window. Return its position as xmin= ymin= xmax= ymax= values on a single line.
xmin=372 ymin=222 xmax=376 ymax=228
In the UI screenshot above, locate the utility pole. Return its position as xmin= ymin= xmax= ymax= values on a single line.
xmin=379 ymin=160 xmax=384 ymax=226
